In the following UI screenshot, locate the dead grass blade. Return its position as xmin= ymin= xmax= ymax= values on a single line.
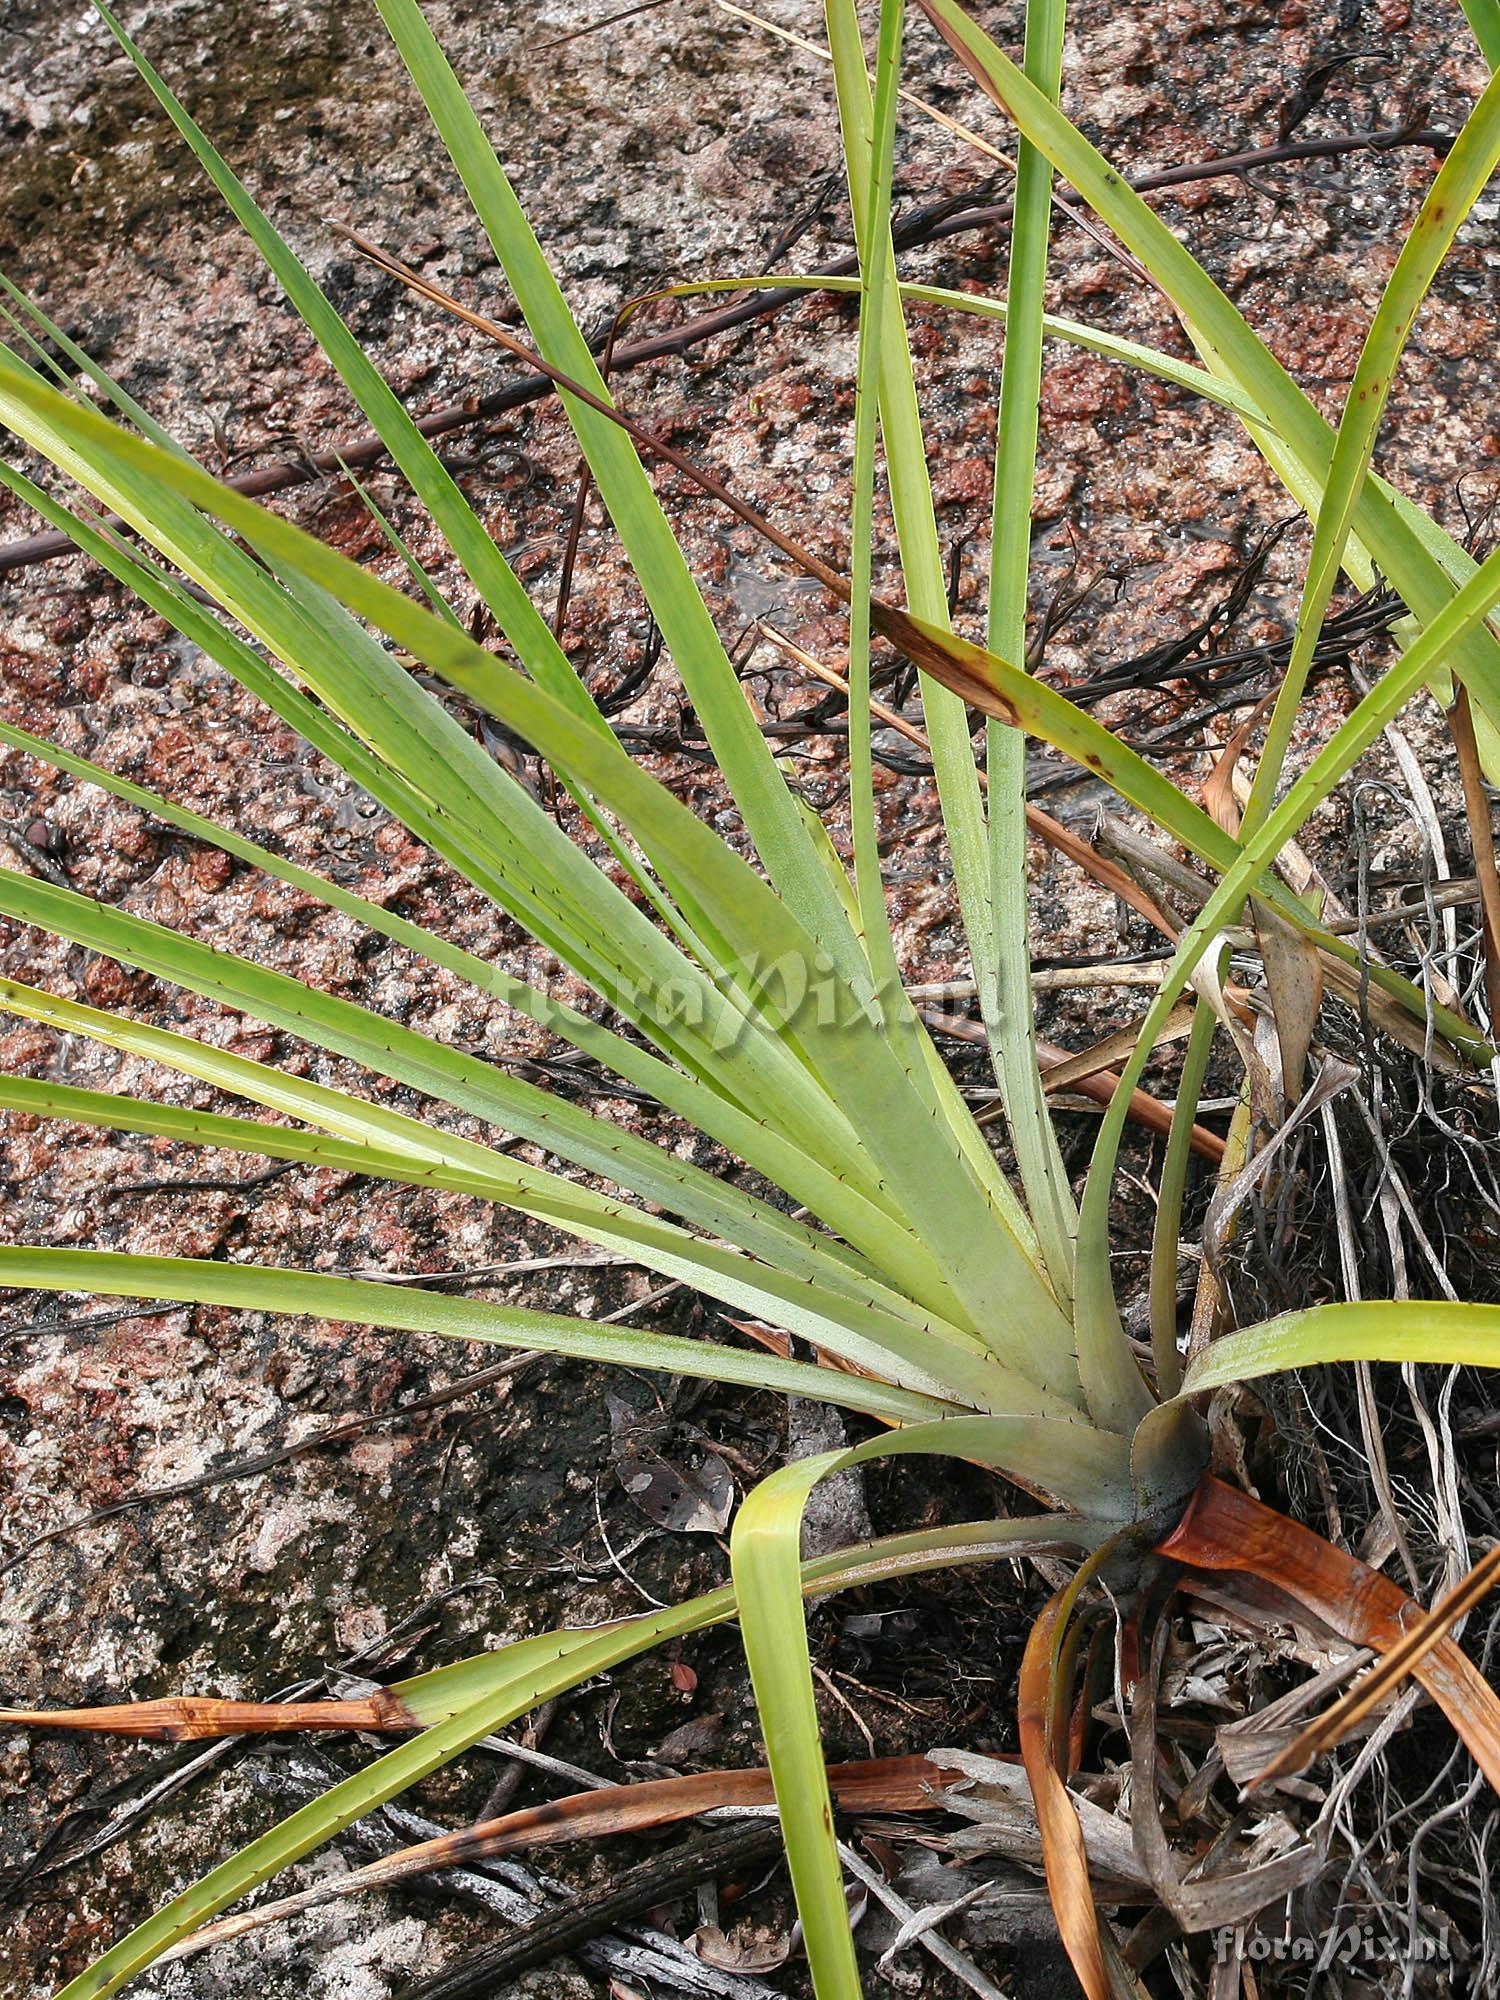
xmin=1250 ymin=904 xmax=1324 ymax=1112
xmin=1038 ymin=1036 xmax=1226 ymax=1164
xmin=1127 ymin=1590 xmax=1325 ymax=1931
xmin=1449 ymin=682 xmax=1500 ymax=1034
xmin=332 ymin=223 xmax=848 ymax=596
xmin=0 ymin=1692 xmax=418 ymax=1739
xmin=162 ymin=1753 xmax=960 ymax=1962
xmin=1202 ymin=694 xmax=1275 ymax=841
xmin=536 ymin=0 xmax=675 ymax=53
xmin=1201 ymin=704 xmax=1322 ymax=1113
xmin=757 ymin=618 xmax=1180 ymax=937
xmin=1036 ymin=1009 xmax=1195 ymax=1090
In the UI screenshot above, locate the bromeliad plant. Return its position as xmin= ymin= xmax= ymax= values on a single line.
xmin=3 ymin=0 xmax=1500 ymax=1994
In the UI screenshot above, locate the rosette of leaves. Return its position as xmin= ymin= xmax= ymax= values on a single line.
xmin=3 ymin=3 xmax=1500 ymax=1996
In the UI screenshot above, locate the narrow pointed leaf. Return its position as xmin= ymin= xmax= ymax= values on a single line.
xmin=0 ymin=1244 xmax=983 ymax=1424
xmin=1180 ymin=1300 xmax=1500 ymax=1392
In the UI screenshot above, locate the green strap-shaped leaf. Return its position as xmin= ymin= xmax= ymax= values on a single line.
xmin=1243 ymin=64 xmax=1500 ymax=836
xmin=0 ymin=868 xmax=1033 ymax=1401
xmin=825 ymin=0 xmax=997 ymax=1115
xmin=0 ymin=710 xmax=936 ymax=1300
xmin=0 ymin=362 xmax=902 ymax=1197
xmin=983 ymin=0 xmax=1078 ymax=1303
xmin=0 ymin=1049 xmax=954 ymax=1360
xmin=5 ymin=244 xmax=703 ymax=951
xmin=845 ymin=0 xmax=909 ymax=986
xmin=33 ymin=15 xmax=692 ymax=940
xmin=48 ymin=1512 xmax=1102 ymax=2000
xmin=834 ymin=0 xmax=1028 ymax=1256
xmin=890 ymin=604 xmax=1490 ymax=1065
xmin=88 ymin=0 xmax=604 ymax=736
xmin=731 ymin=1411 xmax=1132 ymax=1998
xmin=0 ymin=356 xmax=1077 ymax=1390
xmin=395 ymin=1509 xmax=1106 ymax=1722
xmin=0 ymin=461 xmax=958 ymax=1297
xmin=626 ymin=273 xmax=1277 ymax=427
xmin=1077 ymin=535 xmax=1500 ymax=1437
xmin=0 ymin=1243 xmax=965 ymax=1425
xmin=733 ymin=1448 xmax=865 ymax=2000
xmin=820 ymin=0 xmax=1042 ymax=1254
xmin=86 ymin=0 xmax=708 ymax=922
xmin=1126 ymin=75 xmax=1500 ymax=1416
xmin=0 ymin=995 xmax=1029 ymax=1408
xmin=368 ymin=0 xmax=869 ymax=983
xmin=1147 ymin=999 xmax=1219 ymax=1398
xmin=0 ymin=395 xmax=945 ymax=1269
xmin=0 ymin=890 xmax=919 ymax=1320
xmin=917 ymin=0 xmax=1500 ymax=743
xmin=1460 ymin=0 xmax=1500 ymax=69
xmin=1184 ymin=1296 xmax=1500 ymax=1392
xmin=1181 ymin=1301 xmax=1500 ymax=1395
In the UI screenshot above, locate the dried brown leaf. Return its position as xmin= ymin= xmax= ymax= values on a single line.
xmin=1157 ymin=1477 xmax=1500 ymax=1790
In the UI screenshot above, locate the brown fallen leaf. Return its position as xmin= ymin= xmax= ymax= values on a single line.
xmin=161 ymin=1753 xmax=962 ymax=1963
xmin=0 ymin=1690 xmax=418 ymax=1740
xmin=1156 ymin=1476 xmax=1500 ymax=1791
xmin=1202 ymin=697 xmax=1274 ymax=842
xmin=1252 ymin=1536 xmax=1500 ymax=1788
xmin=1252 ymin=902 xmax=1324 ymax=1114
xmin=1018 ymin=1579 xmax=1113 ymax=2000
xmin=690 ymin=1921 xmax=792 ymax=1974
